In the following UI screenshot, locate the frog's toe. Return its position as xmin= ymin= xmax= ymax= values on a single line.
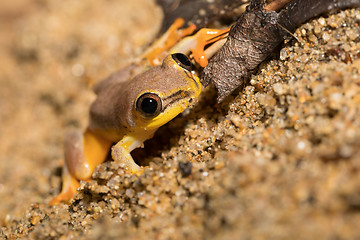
xmin=49 ymin=187 xmax=76 ymax=205
xmin=191 ymin=28 xmax=230 ymax=67
xmin=130 ymin=166 xmax=145 ymax=176
xmin=171 ymin=27 xmax=229 ymax=67
xmin=133 ymin=165 xmax=152 ymax=176
xmin=49 ymin=166 xmax=80 ymax=205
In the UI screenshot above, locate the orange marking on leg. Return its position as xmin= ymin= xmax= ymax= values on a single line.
xmin=50 ymin=129 xmax=112 ymax=205
xmin=191 ymin=28 xmax=230 ymax=67
xmin=82 ymin=129 xmax=113 ymax=175
xmin=143 ymin=18 xmax=196 ymax=66
xmin=49 ymin=165 xmax=80 ymax=205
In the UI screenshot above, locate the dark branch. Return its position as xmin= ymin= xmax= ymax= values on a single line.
xmin=203 ymin=0 xmax=360 ymax=102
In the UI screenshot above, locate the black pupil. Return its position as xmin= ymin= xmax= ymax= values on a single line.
xmin=173 ymin=53 xmax=191 ymax=67
xmin=141 ymin=98 xmax=158 ymax=114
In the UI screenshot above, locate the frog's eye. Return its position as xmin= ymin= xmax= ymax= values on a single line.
xmin=171 ymin=53 xmax=192 ymax=71
xmin=136 ymin=93 xmax=162 ymax=117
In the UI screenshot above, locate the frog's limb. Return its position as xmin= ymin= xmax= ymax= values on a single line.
xmin=49 ymin=162 xmax=80 ymax=205
xmin=50 ymin=129 xmax=112 ymax=205
xmin=203 ymin=38 xmax=227 ymax=62
xmin=143 ymin=18 xmax=196 ymax=66
xmin=111 ymin=135 xmax=147 ymax=175
xmin=170 ymin=27 xmax=230 ymax=67
xmin=143 ymin=17 xmax=229 ymax=67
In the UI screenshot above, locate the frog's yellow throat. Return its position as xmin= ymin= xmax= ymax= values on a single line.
xmin=133 ymin=54 xmax=202 ymax=131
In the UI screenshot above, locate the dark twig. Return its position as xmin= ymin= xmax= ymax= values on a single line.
xmin=203 ymin=0 xmax=360 ymax=102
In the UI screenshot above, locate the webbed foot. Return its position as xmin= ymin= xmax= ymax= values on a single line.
xmin=171 ymin=27 xmax=230 ymax=67
xmin=49 ymin=166 xmax=80 ymax=205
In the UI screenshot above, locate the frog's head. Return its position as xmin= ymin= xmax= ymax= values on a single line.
xmin=118 ymin=53 xmax=202 ymax=131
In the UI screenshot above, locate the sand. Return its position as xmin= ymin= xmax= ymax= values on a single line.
xmin=0 ymin=1 xmax=359 ymax=239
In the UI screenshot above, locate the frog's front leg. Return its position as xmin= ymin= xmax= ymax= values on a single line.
xmin=50 ymin=129 xmax=112 ymax=205
xmin=111 ymin=135 xmax=146 ymax=175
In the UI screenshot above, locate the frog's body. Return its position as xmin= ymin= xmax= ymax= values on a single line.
xmin=50 ymin=54 xmax=201 ymax=204
xmin=50 ymin=18 xmax=227 ymax=204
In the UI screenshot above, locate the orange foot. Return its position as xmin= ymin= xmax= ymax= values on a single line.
xmin=143 ymin=17 xmax=229 ymax=68
xmin=171 ymin=27 xmax=230 ymax=67
xmin=49 ymin=167 xmax=80 ymax=205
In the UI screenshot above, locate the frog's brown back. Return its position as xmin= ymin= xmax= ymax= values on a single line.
xmin=92 ymin=64 xmax=138 ymax=95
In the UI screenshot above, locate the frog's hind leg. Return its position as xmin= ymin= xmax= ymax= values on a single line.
xmin=49 ymin=161 xmax=80 ymax=205
xmin=142 ymin=18 xmax=196 ymax=66
xmin=170 ymin=27 xmax=230 ymax=67
xmin=50 ymin=129 xmax=112 ymax=205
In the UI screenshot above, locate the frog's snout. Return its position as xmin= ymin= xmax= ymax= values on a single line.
xmin=171 ymin=53 xmax=193 ymax=71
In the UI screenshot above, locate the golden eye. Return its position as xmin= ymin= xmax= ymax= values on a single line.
xmin=136 ymin=93 xmax=162 ymax=117
xmin=171 ymin=53 xmax=192 ymax=71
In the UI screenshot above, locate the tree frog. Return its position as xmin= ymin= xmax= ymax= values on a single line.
xmin=50 ymin=18 xmax=227 ymax=204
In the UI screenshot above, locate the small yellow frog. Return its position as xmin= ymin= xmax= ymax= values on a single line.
xmin=50 ymin=53 xmax=201 ymax=204
xmin=50 ymin=18 xmax=227 ymax=204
